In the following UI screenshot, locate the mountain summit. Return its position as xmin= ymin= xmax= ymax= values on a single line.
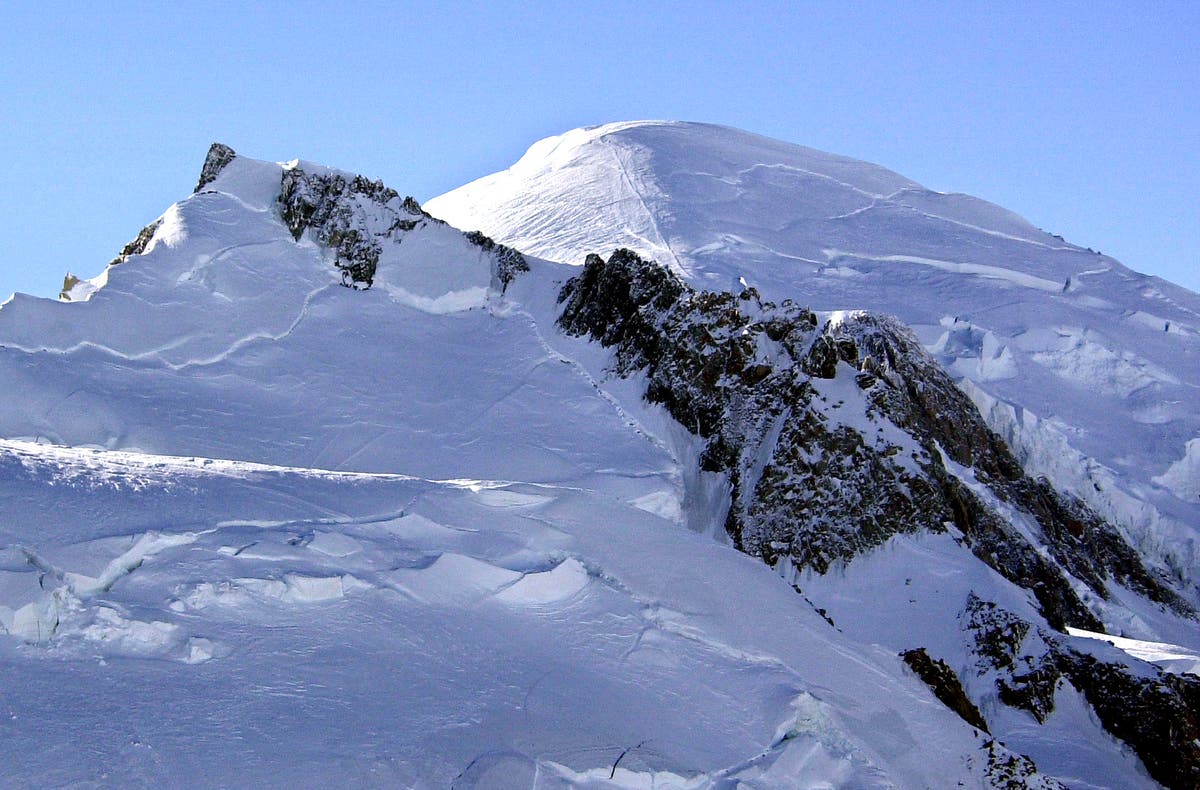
xmin=430 ymin=119 xmax=1200 ymax=599
xmin=0 ymin=128 xmax=1197 ymax=787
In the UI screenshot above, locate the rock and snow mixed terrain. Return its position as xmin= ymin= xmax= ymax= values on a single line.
xmin=0 ymin=124 xmax=1197 ymax=787
xmin=428 ymin=121 xmax=1200 ymax=590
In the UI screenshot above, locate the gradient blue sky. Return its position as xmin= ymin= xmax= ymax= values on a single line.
xmin=2 ymin=2 xmax=1197 ymax=299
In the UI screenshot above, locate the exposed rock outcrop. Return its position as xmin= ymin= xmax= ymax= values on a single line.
xmin=966 ymin=595 xmax=1200 ymax=788
xmin=557 ymin=249 xmax=1185 ymax=630
xmin=464 ymin=230 xmax=528 ymax=293
xmin=58 ymin=273 xmax=81 ymax=302
xmin=194 ymin=142 xmax=237 ymax=192
xmin=277 ymin=167 xmax=416 ymax=289
xmin=108 ymin=219 xmax=163 ymax=268
xmin=982 ymin=740 xmax=1064 ymax=790
xmin=901 ymin=647 xmax=990 ymax=732
xmin=274 ymin=166 xmax=529 ymax=295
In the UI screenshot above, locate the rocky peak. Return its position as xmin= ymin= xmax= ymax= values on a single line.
xmin=194 ymin=142 xmax=237 ymax=193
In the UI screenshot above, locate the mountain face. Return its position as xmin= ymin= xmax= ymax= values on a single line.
xmin=555 ymin=250 xmax=1187 ymax=624
xmin=428 ymin=121 xmax=1200 ymax=596
xmin=554 ymin=248 xmax=1200 ymax=787
xmin=0 ymin=129 xmax=1196 ymax=788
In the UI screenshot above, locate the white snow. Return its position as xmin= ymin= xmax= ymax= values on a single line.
xmin=385 ymin=553 xmax=522 ymax=604
xmin=493 ymin=558 xmax=591 ymax=605
xmin=0 ymin=437 xmax=1009 ymax=787
xmin=0 ymin=127 xmax=1191 ymax=787
xmin=306 ymin=531 xmax=364 ymax=557
xmin=1155 ymin=437 xmax=1200 ymax=503
xmin=1066 ymin=626 xmax=1200 ymax=676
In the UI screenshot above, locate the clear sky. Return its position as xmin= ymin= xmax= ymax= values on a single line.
xmin=1 ymin=1 xmax=1197 ymax=299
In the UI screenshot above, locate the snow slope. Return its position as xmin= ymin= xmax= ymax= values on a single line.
xmin=428 ymin=121 xmax=1200 ymax=596
xmin=2 ymin=439 xmax=1013 ymax=787
xmin=0 ymin=147 xmax=1070 ymax=786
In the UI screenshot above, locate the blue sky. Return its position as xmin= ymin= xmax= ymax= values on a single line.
xmin=1 ymin=2 xmax=1197 ymax=298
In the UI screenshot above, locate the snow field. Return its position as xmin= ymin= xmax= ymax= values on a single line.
xmin=0 ymin=440 xmax=1000 ymax=786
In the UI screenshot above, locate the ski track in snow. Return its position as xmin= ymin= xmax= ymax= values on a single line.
xmin=599 ymin=134 xmax=687 ymax=277
xmin=834 ymin=191 xmax=1081 ymax=253
xmin=502 ymin=302 xmax=678 ymax=465
xmin=823 ymin=249 xmax=1065 ymax=293
xmin=739 ymin=161 xmax=887 ymax=202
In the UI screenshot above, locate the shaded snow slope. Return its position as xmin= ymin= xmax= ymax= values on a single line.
xmin=428 ymin=120 xmax=1200 ymax=593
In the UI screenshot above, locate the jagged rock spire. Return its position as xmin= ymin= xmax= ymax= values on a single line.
xmin=194 ymin=142 xmax=237 ymax=192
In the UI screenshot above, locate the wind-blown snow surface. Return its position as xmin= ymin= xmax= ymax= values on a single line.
xmin=0 ymin=152 xmax=1047 ymax=786
xmin=428 ymin=121 xmax=1200 ymax=597
xmin=0 ymin=440 xmax=998 ymax=787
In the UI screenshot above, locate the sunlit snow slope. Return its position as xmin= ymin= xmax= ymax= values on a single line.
xmin=428 ymin=121 xmax=1200 ymax=593
xmin=0 ymin=148 xmax=1055 ymax=786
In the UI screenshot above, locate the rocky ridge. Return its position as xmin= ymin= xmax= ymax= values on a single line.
xmin=557 ymin=249 xmax=1185 ymax=622
xmin=557 ymin=248 xmax=1200 ymax=783
xmin=95 ymin=143 xmax=531 ymax=297
xmin=277 ymin=165 xmax=414 ymax=289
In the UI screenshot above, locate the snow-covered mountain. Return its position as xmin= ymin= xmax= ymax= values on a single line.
xmin=428 ymin=121 xmax=1200 ymax=590
xmin=0 ymin=127 xmax=1197 ymax=787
